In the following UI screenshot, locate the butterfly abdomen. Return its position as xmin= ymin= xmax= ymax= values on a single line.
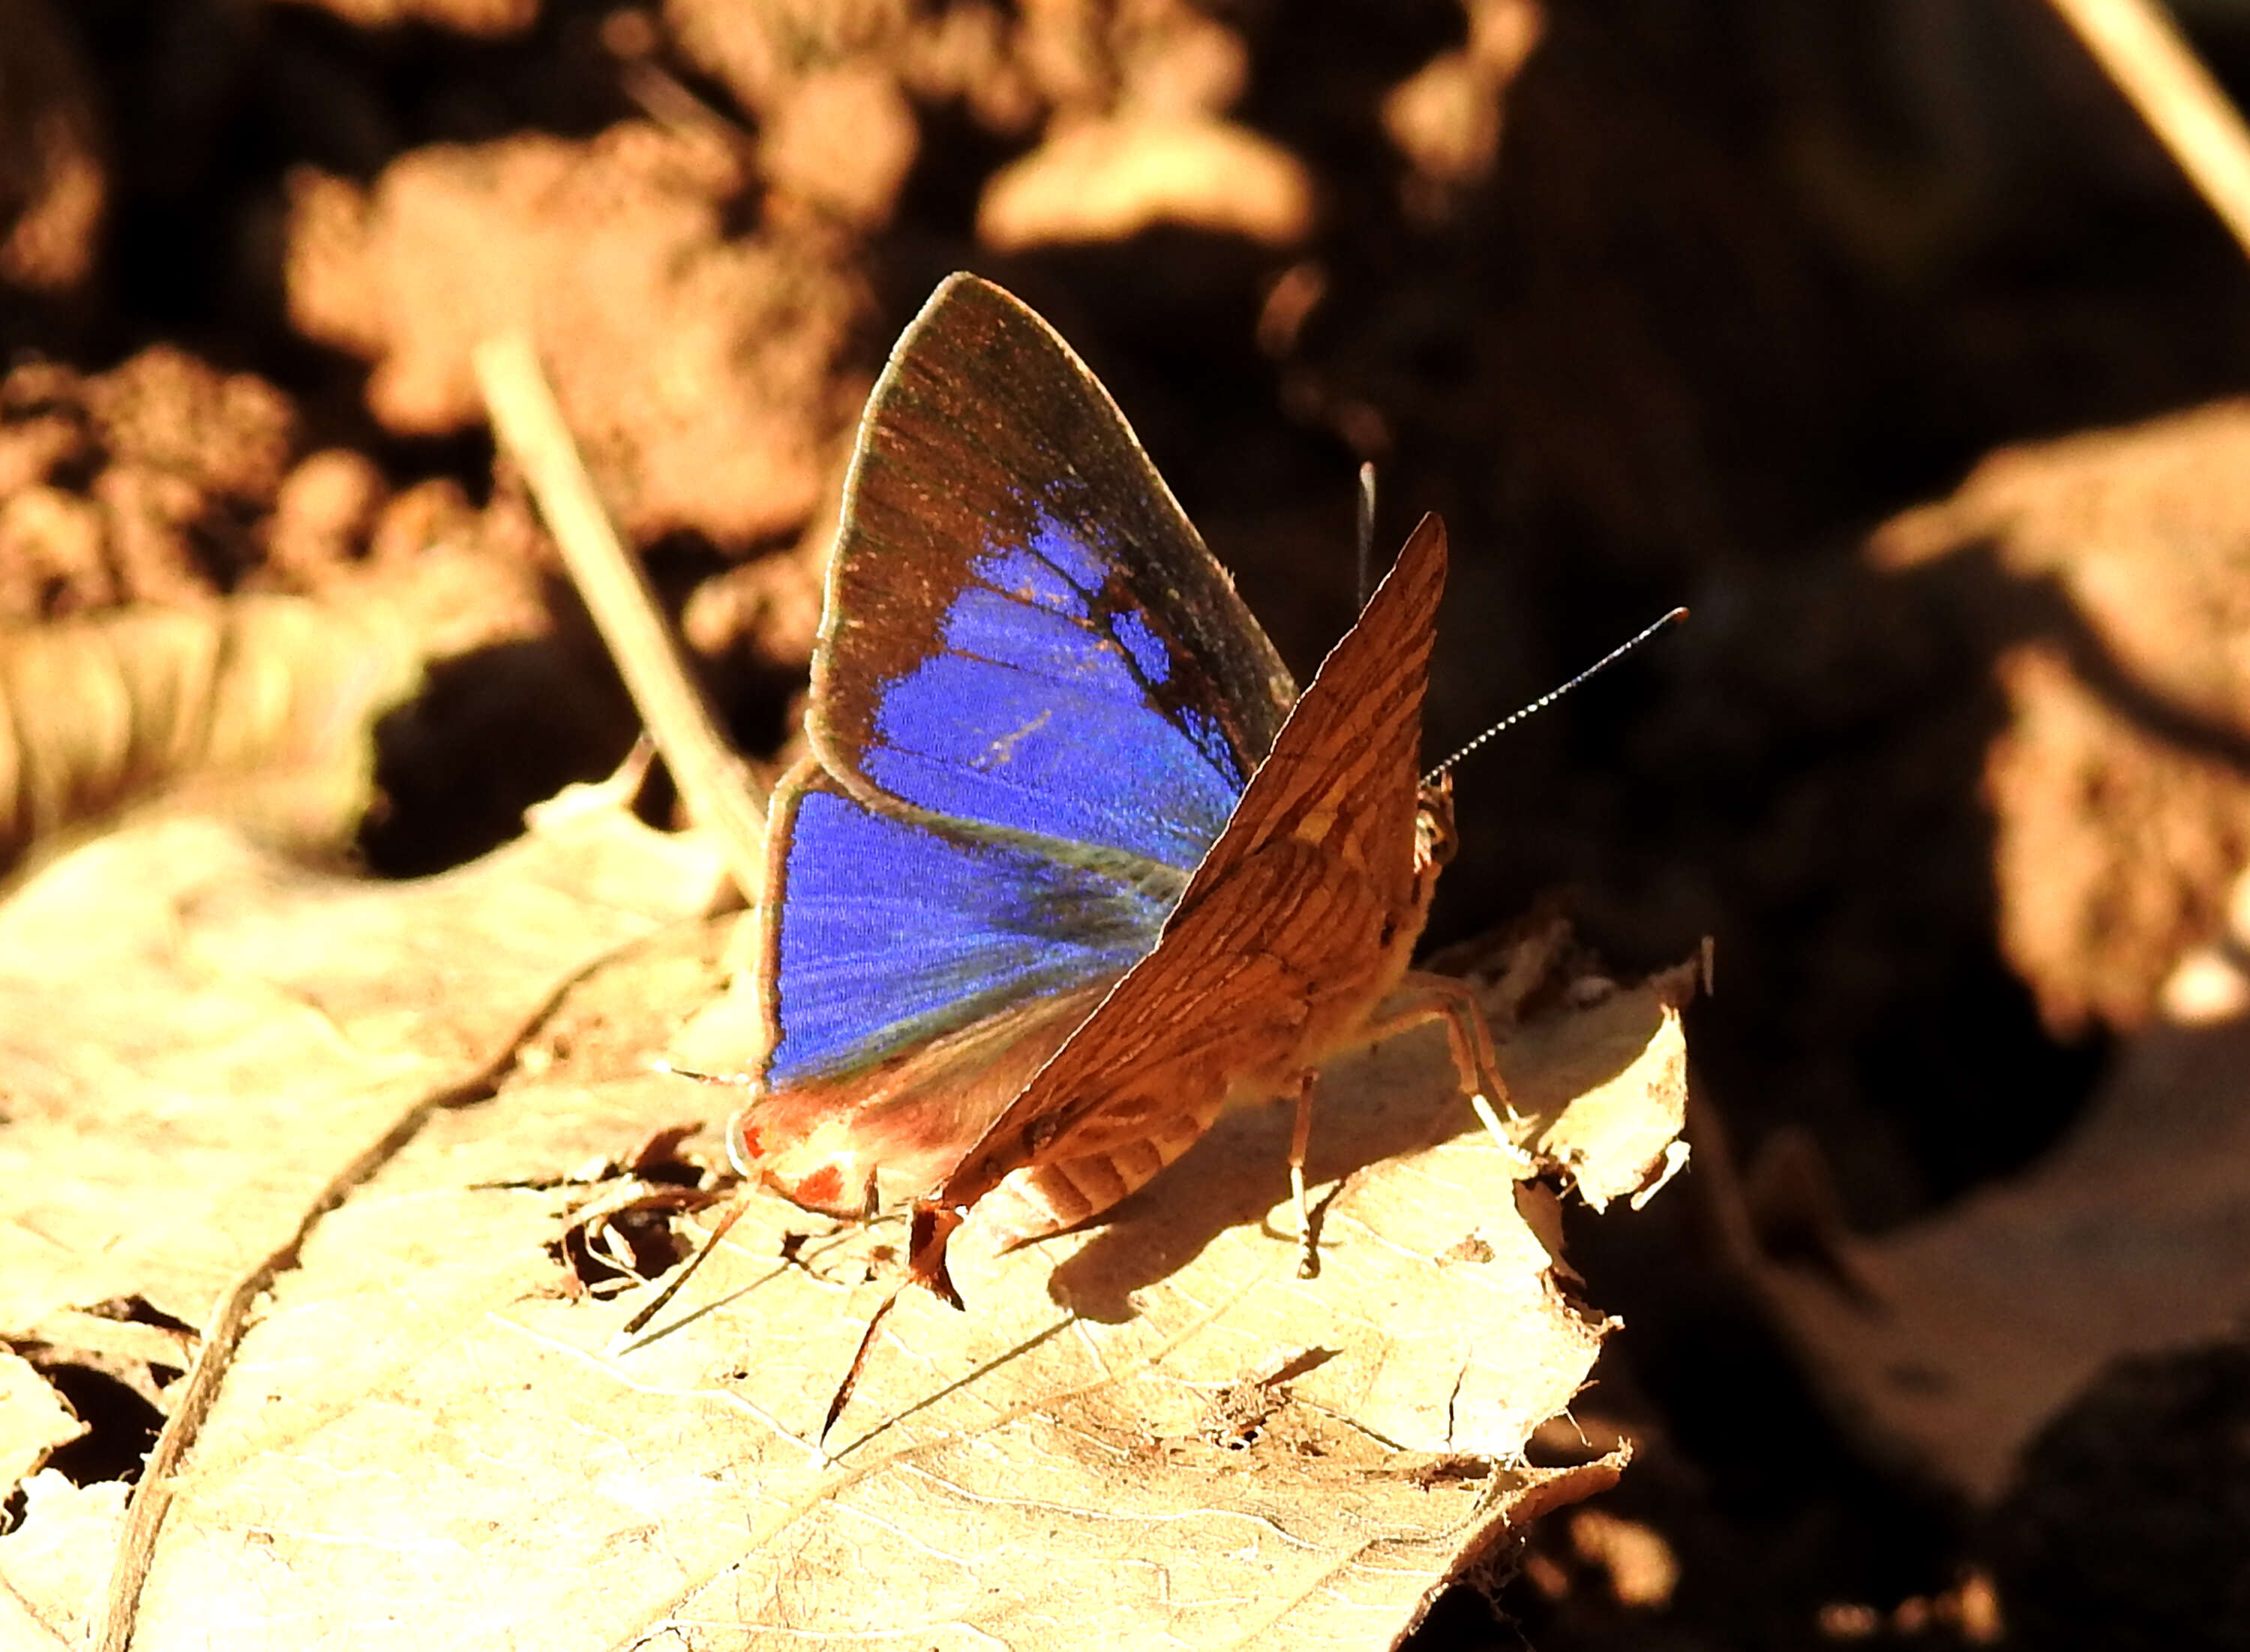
xmin=973 ymin=1089 xmax=1228 ymax=1247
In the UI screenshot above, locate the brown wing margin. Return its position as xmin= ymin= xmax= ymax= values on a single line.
xmin=906 ymin=514 xmax=1450 ymax=1289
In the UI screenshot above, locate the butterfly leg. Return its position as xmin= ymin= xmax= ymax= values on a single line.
xmin=1286 ymin=1069 xmax=1318 ymax=1279
xmin=820 ymin=1281 xmax=909 ymax=1453
xmin=614 ymin=1192 xmax=752 ymax=1343
xmin=1366 ymin=973 xmax=1534 ymax=1171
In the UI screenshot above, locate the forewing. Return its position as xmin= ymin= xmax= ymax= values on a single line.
xmin=808 ymin=274 xmax=1297 ymax=875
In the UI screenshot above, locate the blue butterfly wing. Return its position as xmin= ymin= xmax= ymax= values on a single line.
xmin=757 ymin=766 xmax=1179 ymax=1088
xmin=752 ymin=274 xmax=1298 ymax=1093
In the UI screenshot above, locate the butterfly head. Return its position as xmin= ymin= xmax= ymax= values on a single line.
xmin=1370 ymin=775 xmax=1454 ymax=984
xmin=1414 ymin=775 xmax=1458 ymax=874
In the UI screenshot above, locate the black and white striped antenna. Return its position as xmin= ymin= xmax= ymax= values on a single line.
xmin=1421 ymin=605 xmax=1689 ymax=787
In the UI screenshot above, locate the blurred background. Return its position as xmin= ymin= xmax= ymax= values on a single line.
xmin=5 ymin=0 xmax=2250 ymax=1645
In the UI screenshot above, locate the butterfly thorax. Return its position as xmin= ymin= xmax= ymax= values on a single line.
xmin=1255 ymin=775 xmax=1457 ymax=1090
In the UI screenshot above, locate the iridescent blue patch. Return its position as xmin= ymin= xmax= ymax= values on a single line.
xmin=1112 ymin=608 xmax=1170 ymax=685
xmin=861 ymin=508 xmax=1244 ymax=871
xmin=766 ymin=786 xmax=1173 ymax=1086
xmin=1024 ymin=503 xmax=1110 ymax=593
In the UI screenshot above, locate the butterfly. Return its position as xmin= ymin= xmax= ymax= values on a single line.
xmin=716 ymin=274 xmax=1506 ymax=1420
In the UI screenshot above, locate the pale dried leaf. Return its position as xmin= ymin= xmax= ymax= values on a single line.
xmin=0 ymin=1350 xmax=81 ymax=1487
xmin=976 ymin=116 xmax=1314 ymax=250
xmin=0 ymin=802 xmax=732 ymax=1348
xmin=1517 ymin=970 xmax=1694 ymax=1210
xmin=0 ymin=808 xmax=1686 ymax=1649
xmin=0 ymin=596 xmax=428 ymax=873
xmin=0 ymin=1473 xmax=126 ymax=1644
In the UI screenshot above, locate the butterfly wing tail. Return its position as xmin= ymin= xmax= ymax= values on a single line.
xmin=906 ymin=1199 xmax=969 ymax=1309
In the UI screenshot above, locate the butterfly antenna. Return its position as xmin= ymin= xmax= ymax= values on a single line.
xmin=1421 ymin=606 xmax=1689 ymax=785
xmin=1355 ymin=462 xmax=1378 ymax=607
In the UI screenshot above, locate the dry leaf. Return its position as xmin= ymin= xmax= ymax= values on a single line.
xmin=0 ymin=796 xmax=730 ymax=1343
xmin=0 ymin=1474 xmax=124 ymax=1646
xmin=1868 ymin=399 xmax=2250 ymax=1037
xmin=0 ymin=1349 xmax=80 ymax=1489
xmin=1732 ymin=868 xmax=2250 ymax=1500
xmin=0 ymin=794 xmax=1687 ymax=1649
xmin=269 ymin=0 xmax=536 ymax=34
xmin=1506 ymin=965 xmax=1694 ymax=1210
xmin=0 ymin=596 xmax=428 ymax=874
xmin=0 ymin=0 xmax=105 ymax=292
